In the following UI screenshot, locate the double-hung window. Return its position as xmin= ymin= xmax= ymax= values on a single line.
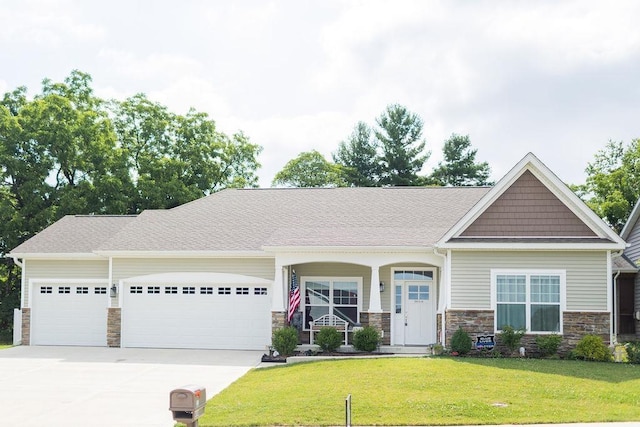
xmin=302 ymin=277 xmax=362 ymax=329
xmin=492 ymin=270 xmax=564 ymax=333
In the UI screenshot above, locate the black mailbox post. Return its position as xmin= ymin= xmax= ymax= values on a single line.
xmin=170 ymin=385 xmax=206 ymax=427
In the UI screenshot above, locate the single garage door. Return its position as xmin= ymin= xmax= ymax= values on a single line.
xmin=30 ymin=281 xmax=109 ymax=346
xmin=121 ymin=273 xmax=272 ymax=350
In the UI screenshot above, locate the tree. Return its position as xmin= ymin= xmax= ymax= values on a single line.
xmin=111 ymin=94 xmax=262 ymax=211
xmin=576 ymin=139 xmax=640 ymax=232
xmin=332 ymin=121 xmax=381 ymax=187
xmin=272 ymin=150 xmax=346 ymax=187
xmin=375 ymin=104 xmax=430 ymax=186
xmin=429 ymin=134 xmax=492 ymax=186
xmin=0 ymin=70 xmax=263 ymax=341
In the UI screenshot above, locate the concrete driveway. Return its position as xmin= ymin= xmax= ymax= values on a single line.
xmin=0 ymin=345 xmax=263 ymax=426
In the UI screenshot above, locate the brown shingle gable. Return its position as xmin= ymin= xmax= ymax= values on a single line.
xmin=460 ymin=170 xmax=596 ymax=237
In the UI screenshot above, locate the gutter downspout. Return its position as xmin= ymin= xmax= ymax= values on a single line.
xmin=433 ymin=247 xmax=447 ymax=345
xmin=10 ymin=256 xmax=23 ymax=268
xmin=611 ymin=249 xmax=624 ymax=346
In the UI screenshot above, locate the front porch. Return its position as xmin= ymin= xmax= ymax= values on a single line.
xmin=269 ymin=250 xmax=447 ymax=348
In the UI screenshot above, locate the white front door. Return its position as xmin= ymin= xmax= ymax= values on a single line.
xmin=393 ymin=270 xmax=436 ymax=346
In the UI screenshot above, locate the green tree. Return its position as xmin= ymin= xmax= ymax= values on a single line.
xmin=333 ymin=121 xmax=380 ymax=187
xmin=111 ymin=94 xmax=262 ymax=211
xmin=375 ymin=104 xmax=430 ymax=186
xmin=429 ymin=134 xmax=492 ymax=186
xmin=0 ymin=70 xmax=263 ymax=341
xmin=272 ymin=150 xmax=346 ymax=188
xmin=576 ymin=139 xmax=640 ymax=232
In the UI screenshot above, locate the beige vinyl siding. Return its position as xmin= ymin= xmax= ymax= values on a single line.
xmin=295 ymin=262 xmax=436 ymax=313
xmin=295 ymin=263 xmax=372 ymax=310
xmin=450 ymin=251 xmax=608 ymax=311
xmin=24 ymin=259 xmax=109 ymax=305
xmin=112 ymin=257 xmax=275 ymax=282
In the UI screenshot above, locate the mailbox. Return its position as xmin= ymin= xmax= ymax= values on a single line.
xmin=170 ymin=385 xmax=206 ymax=426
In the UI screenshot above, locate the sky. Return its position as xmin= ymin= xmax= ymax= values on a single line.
xmin=1 ymin=0 xmax=639 ymax=187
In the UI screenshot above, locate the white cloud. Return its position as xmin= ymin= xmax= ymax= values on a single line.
xmin=0 ymin=0 xmax=105 ymax=46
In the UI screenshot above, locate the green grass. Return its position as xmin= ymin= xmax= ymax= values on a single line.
xmin=198 ymin=357 xmax=640 ymax=426
xmin=0 ymin=345 xmax=12 ymax=350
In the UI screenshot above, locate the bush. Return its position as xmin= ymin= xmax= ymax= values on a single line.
xmin=353 ymin=326 xmax=381 ymax=352
xmin=498 ymin=325 xmax=526 ymax=354
xmin=625 ymin=341 xmax=640 ymax=364
xmin=316 ymin=327 xmax=343 ymax=352
xmin=450 ymin=327 xmax=472 ymax=355
xmin=536 ymin=334 xmax=562 ymax=357
xmin=573 ymin=334 xmax=612 ymax=362
xmin=272 ymin=327 xmax=298 ymax=357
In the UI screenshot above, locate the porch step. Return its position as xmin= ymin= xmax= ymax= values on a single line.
xmin=294 ymin=344 xmax=433 ymax=355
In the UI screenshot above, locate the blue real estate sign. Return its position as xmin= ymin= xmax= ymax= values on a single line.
xmin=475 ymin=335 xmax=495 ymax=350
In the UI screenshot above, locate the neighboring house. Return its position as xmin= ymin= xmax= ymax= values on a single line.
xmin=616 ymin=201 xmax=640 ymax=341
xmin=9 ymin=153 xmax=627 ymax=352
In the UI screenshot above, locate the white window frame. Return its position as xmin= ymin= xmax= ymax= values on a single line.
xmin=490 ymin=269 xmax=566 ymax=334
xmin=301 ymin=276 xmax=363 ymax=331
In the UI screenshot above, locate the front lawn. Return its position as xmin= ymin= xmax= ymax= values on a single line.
xmin=0 ymin=345 xmax=12 ymax=350
xmin=198 ymin=357 xmax=640 ymax=426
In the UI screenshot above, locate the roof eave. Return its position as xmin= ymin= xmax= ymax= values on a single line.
xmin=92 ymin=250 xmax=272 ymax=258
xmin=437 ymin=242 xmax=626 ymax=250
xmin=8 ymin=252 xmax=105 ymax=260
xmin=261 ymin=245 xmax=432 ymax=253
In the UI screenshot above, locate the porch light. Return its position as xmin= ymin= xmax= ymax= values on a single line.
xmin=379 ymin=281 xmax=385 ymax=292
xmin=110 ymin=284 xmax=118 ymax=298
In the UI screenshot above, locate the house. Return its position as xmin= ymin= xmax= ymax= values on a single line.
xmin=616 ymin=200 xmax=640 ymax=341
xmin=8 ymin=153 xmax=627 ymax=352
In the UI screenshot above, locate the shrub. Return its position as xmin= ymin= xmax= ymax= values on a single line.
xmin=271 ymin=327 xmax=298 ymax=357
xmin=450 ymin=327 xmax=472 ymax=355
xmin=573 ymin=334 xmax=612 ymax=362
xmin=536 ymin=334 xmax=562 ymax=357
xmin=353 ymin=326 xmax=381 ymax=352
xmin=625 ymin=341 xmax=640 ymax=364
xmin=316 ymin=327 xmax=343 ymax=352
xmin=498 ymin=325 xmax=526 ymax=354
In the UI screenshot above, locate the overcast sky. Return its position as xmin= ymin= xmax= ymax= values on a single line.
xmin=1 ymin=0 xmax=639 ymax=187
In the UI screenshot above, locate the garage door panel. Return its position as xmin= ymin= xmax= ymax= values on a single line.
xmin=31 ymin=283 xmax=109 ymax=346
xmin=122 ymin=284 xmax=271 ymax=350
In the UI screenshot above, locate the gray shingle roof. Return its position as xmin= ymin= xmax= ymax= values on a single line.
xmin=10 ymin=215 xmax=138 ymax=254
xmin=98 ymin=187 xmax=490 ymax=252
xmin=9 ymin=187 xmax=491 ymax=255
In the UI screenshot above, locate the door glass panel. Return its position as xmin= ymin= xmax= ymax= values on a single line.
xmin=419 ymin=286 xmax=429 ymax=300
xmin=408 ymin=285 xmax=419 ymax=300
xmin=395 ymin=285 xmax=402 ymax=313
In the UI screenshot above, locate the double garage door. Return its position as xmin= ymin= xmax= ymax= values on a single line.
xmin=30 ymin=274 xmax=272 ymax=350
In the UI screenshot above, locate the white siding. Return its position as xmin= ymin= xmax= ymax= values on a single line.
xmin=112 ymin=258 xmax=275 ymax=282
xmin=24 ymin=259 xmax=109 ymax=306
xmin=450 ymin=251 xmax=608 ymax=311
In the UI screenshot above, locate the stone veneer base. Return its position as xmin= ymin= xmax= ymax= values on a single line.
xmin=445 ymin=309 xmax=610 ymax=356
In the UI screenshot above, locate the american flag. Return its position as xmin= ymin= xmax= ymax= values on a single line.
xmin=287 ymin=270 xmax=300 ymax=323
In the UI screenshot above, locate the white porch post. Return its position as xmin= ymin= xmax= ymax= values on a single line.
xmin=272 ymin=263 xmax=286 ymax=312
xmin=367 ymin=266 xmax=383 ymax=313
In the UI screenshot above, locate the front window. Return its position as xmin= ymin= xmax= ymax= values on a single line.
xmin=302 ymin=277 xmax=361 ymax=329
xmin=493 ymin=271 xmax=563 ymax=333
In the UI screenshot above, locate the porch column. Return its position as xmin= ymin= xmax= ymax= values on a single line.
xmin=367 ymin=266 xmax=383 ymax=313
xmin=272 ymin=263 xmax=286 ymax=312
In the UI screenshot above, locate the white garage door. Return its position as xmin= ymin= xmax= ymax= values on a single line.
xmin=121 ymin=274 xmax=272 ymax=350
xmin=31 ymin=282 xmax=109 ymax=346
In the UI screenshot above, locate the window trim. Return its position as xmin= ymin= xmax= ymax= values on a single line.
xmin=301 ymin=276 xmax=363 ymax=331
xmin=490 ymin=269 xmax=566 ymax=334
